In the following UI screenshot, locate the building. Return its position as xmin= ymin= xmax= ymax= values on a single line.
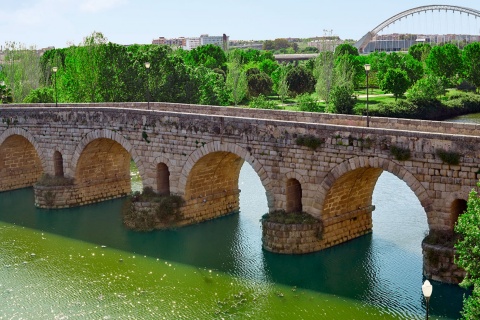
xmin=153 ymin=34 xmax=229 ymax=50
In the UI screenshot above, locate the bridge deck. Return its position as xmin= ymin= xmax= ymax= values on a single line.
xmin=4 ymin=102 xmax=479 ymax=138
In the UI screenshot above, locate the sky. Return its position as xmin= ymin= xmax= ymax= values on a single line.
xmin=1 ymin=0 xmax=480 ymax=49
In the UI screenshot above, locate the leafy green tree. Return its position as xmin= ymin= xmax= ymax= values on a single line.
xmin=334 ymin=43 xmax=359 ymax=58
xmin=462 ymin=42 xmax=480 ymax=92
xmin=408 ymin=43 xmax=432 ymax=62
xmin=263 ymin=40 xmax=275 ymax=51
xmin=273 ymin=38 xmax=290 ymax=50
xmin=328 ymin=85 xmax=356 ymax=114
xmin=226 ymin=55 xmax=247 ymax=106
xmin=426 ymin=44 xmax=463 ymax=83
xmin=258 ymin=59 xmax=279 ymax=76
xmin=271 ymin=64 xmax=290 ymax=103
xmin=0 ymin=82 xmax=13 ymax=103
xmin=455 ymin=182 xmax=480 ymax=320
xmin=286 ymin=65 xmax=315 ymax=97
xmin=249 ymin=94 xmax=278 ymax=109
xmin=2 ymin=41 xmax=42 ymax=102
xmin=314 ymin=51 xmax=335 ymax=105
xmin=23 ymin=87 xmax=54 ymax=103
xmin=380 ymin=68 xmax=410 ymax=100
xmin=406 ymin=75 xmax=445 ymax=101
xmin=185 ymin=44 xmax=226 ymax=70
xmin=246 ymin=68 xmax=273 ymax=97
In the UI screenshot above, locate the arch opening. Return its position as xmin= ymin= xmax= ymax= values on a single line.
xmin=54 ymin=151 xmax=64 ymax=177
xmin=0 ymin=135 xmax=43 ymax=191
xmin=286 ymin=178 xmax=302 ymax=213
xmin=451 ymin=199 xmax=467 ymax=229
xmin=157 ymin=163 xmax=170 ymax=196
xmin=75 ymin=138 xmax=132 ymax=202
xmin=183 ymin=151 xmax=245 ymax=222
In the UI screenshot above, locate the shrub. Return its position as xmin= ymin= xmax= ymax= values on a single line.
xmin=390 ymin=145 xmax=411 ymax=161
xmin=328 ymin=85 xmax=356 ymax=114
xmin=436 ymin=149 xmax=460 ymax=165
xmin=23 ymin=87 xmax=55 ymax=103
xmin=249 ymin=94 xmax=280 ymax=110
xmin=295 ymin=135 xmax=324 ymax=150
xmin=261 ymin=210 xmax=320 ymax=224
xmin=297 ymin=93 xmax=323 ymax=112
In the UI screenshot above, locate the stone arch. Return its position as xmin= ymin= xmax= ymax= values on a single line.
xmin=53 ymin=151 xmax=64 ymax=177
xmin=70 ymin=129 xmax=145 ymax=182
xmin=178 ymin=142 xmax=274 ymax=209
xmin=0 ymin=127 xmax=47 ymax=170
xmin=316 ymin=156 xmax=432 ymax=222
xmin=0 ymin=128 xmax=46 ymax=191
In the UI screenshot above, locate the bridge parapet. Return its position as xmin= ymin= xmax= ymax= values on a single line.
xmin=4 ymin=102 xmax=479 ymax=137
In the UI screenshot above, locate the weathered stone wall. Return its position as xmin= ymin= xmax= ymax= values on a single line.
xmin=262 ymin=220 xmax=324 ymax=254
xmin=0 ymin=104 xmax=479 ymax=263
xmin=422 ymin=242 xmax=465 ymax=284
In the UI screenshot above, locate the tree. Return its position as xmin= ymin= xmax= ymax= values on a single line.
xmin=272 ymin=64 xmax=289 ymax=103
xmin=455 ymin=182 xmax=480 ymax=320
xmin=286 ymin=65 xmax=315 ymax=97
xmin=462 ymin=42 xmax=480 ymax=92
xmin=314 ymin=51 xmax=335 ymax=105
xmin=328 ymin=85 xmax=356 ymax=114
xmin=23 ymin=87 xmax=54 ymax=103
xmin=226 ymin=55 xmax=247 ymax=106
xmin=185 ymin=44 xmax=226 ymax=70
xmin=380 ymin=68 xmax=410 ymax=100
xmin=246 ymin=68 xmax=273 ymax=97
xmin=426 ymin=44 xmax=463 ymax=83
xmin=2 ymin=41 xmax=42 ymax=102
xmin=408 ymin=43 xmax=432 ymax=62
xmin=406 ymin=75 xmax=445 ymax=101
xmin=334 ymin=43 xmax=359 ymax=58
xmin=0 ymin=82 xmax=13 ymax=103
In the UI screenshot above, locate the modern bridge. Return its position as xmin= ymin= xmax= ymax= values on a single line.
xmin=355 ymin=5 xmax=480 ymax=53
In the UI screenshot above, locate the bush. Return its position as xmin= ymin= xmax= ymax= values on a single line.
xmin=436 ymin=149 xmax=460 ymax=165
xmin=328 ymin=85 xmax=356 ymax=114
xmin=295 ymin=135 xmax=324 ymax=150
xmin=407 ymin=75 xmax=446 ymax=101
xmin=297 ymin=93 xmax=323 ymax=112
xmin=249 ymin=94 xmax=280 ymax=110
xmin=390 ymin=145 xmax=411 ymax=161
xmin=23 ymin=87 xmax=55 ymax=103
xmin=262 ymin=210 xmax=320 ymax=224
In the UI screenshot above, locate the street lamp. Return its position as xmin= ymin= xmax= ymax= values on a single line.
xmin=364 ymin=64 xmax=371 ymax=127
xmin=422 ymin=279 xmax=433 ymax=320
xmin=52 ymin=67 xmax=58 ymax=107
xmin=144 ymin=62 xmax=151 ymax=110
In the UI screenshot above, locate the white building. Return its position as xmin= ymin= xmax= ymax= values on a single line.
xmin=184 ymin=38 xmax=201 ymax=50
xmin=182 ymin=34 xmax=229 ymax=50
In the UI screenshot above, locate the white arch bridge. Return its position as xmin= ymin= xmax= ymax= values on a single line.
xmin=355 ymin=5 xmax=480 ymax=53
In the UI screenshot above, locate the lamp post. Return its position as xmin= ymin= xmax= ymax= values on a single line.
xmin=364 ymin=64 xmax=371 ymax=127
xmin=52 ymin=67 xmax=58 ymax=107
xmin=145 ymin=62 xmax=151 ymax=110
xmin=422 ymin=279 xmax=433 ymax=320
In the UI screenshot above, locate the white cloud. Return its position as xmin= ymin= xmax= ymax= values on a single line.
xmin=79 ymin=0 xmax=128 ymax=13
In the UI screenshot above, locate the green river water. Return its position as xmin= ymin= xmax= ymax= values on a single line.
xmin=2 ymin=114 xmax=478 ymax=319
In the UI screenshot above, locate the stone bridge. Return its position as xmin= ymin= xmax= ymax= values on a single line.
xmin=0 ymin=103 xmax=479 ymax=271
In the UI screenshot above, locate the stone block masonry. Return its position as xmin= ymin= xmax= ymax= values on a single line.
xmin=1 ymin=102 xmax=479 ymax=283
